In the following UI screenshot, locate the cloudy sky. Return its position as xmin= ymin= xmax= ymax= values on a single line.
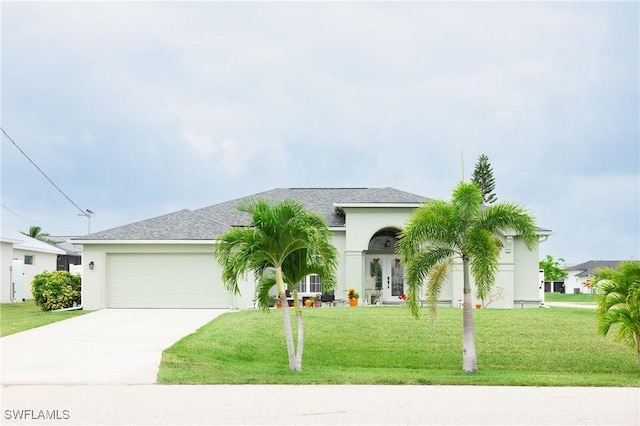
xmin=1 ymin=1 xmax=638 ymax=265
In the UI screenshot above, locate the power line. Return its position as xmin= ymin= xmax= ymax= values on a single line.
xmin=1 ymin=127 xmax=88 ymax=216
xmin=1 ymin=203 xmax=31 ymax=223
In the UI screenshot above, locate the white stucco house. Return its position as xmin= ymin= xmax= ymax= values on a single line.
xmin=1 ymin=228 xmax=66 ymax=303
xmin=74 ymin=187 xmax=551 ymax=310
xmin=562 ymin=260 xmax=637 ymax=294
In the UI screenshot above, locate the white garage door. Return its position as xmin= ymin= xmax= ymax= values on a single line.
xmin=107 ymin=253 xmax=231 ymax=308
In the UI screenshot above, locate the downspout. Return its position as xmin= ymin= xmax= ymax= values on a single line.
xmin=53 ymin=302 xmax=83 ymax=312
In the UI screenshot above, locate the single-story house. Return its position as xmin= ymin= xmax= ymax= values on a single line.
xmin=74 ymin=187 xmax=551 ymax=310
xmin=0 ymin=228 xmax=66 ymax=303
xmin=562 ymin=260 xmax=638 ymax=294
xmin=51 ymin=236 xmax=83 ymax=271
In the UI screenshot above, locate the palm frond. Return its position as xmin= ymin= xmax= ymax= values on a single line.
xmin=398 ymin=201 xmax=460 ymax=254
xmin=403 ymin=247 xmax=455 ymax=319
xmin=593 ymin=262 xmax=640 ymax=349
xmin=255 ymin=268 xmax=277 ymax=311
xmin=425 ymin=258 xmax=453 ymax=320
xmin=477 ymin=203 xmax=538 ymax=250
xmin=467 ymin=229 xmax=501 ymax=300
xmin=452 ymin=182 xmax=483 ymax=224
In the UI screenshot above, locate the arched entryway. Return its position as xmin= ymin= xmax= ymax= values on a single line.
xmin=365 ymin=228 xmax=404 ymax=304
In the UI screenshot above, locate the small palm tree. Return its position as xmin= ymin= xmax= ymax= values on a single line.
xmin=214 ymin=198 xmax=338 ymax=372
xmin=21 ymin=226 xmax=53 ymax=242
xmin=398 ymin=182 xmax=538 ymax=373
xmin=593 ymin=261 xmax=640 ymax=368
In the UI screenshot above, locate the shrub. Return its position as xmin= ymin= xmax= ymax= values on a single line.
xmin=31 ymin=271 xmax=81 ymax=311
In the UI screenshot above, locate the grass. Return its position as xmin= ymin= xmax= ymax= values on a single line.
xmin=158 ymin=306 xmax=639 ymax=386
xmin=0 ymin=300 xmax=89 ymax=337
xmin=545 ymin=292 xmax=596 ymax=303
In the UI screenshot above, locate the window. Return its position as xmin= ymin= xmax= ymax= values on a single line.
xmin=297 ymin=274 xmax=321 ymax=294
xmin=298 ymin=278 xmax=307 ymax=293
xmin=24 ymin=255 xmax=34 ymax=265
xmin=309 ymin=275 xmax=321 ymax=293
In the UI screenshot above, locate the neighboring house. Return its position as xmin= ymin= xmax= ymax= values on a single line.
xmin=74 ymin=187 xmax=551 ymax=310
xmin=50 ymin=236 xmax=83 ymax=271
xmin=0 ymin=228 xmax=66 ymax=303
xmin=563 ymin=260 xmax=639 ymax=294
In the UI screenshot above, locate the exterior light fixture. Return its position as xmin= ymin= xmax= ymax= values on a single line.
xmin=89 ymin=261 xmax=95 ymax=270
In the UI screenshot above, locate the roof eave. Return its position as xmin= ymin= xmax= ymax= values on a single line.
xmin=333 ymin=202 xmax=423 ymax=209
xmin=74 ymin=239 xmax=218 ymax=245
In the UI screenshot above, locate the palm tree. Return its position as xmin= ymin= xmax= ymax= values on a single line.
xmin=397 ymin=182 xmax=538 ymax=373
xmin=21 ymin=226 xmax=53 ymax=242
xmin=593 ymin=261 xmax=640 ymax=367
xmin=214 ymin=198 xmax=338 ymax=372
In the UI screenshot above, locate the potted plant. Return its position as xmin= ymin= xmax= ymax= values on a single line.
xmin=267 ymin=295 xmax=277 ymax=308
xmin=347 ymin=287 xmax=359 ymax=307
xmin=312 ymin=294 xmax=322 ymax=307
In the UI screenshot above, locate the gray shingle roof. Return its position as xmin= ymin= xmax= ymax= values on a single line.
xmin=195 ymin=187 xmax=428 ymax=228
xmin=76 ymin=209 xmax=230 ymax=241
xmin=74 ymin=187 xmax=428 ymax=241
xmin=565 ymin=260 xmax=639 ymax=277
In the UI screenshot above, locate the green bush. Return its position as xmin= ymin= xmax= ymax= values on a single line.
xmin=31 ymin=271 xmax=81 ymax=311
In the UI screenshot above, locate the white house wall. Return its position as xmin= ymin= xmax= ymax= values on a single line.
xmin=330 ymin=231 xmax=347 ymax=298
xmin=563 ymin=271 xmax=590 ymax=294
xmin=341 ymin=206 xmax=416 ymax=302
xmin=406 ymin=234 xmax=540 ymax=309
xmin=82 ymin=243 xmax=255 ymax=310
xmin=512 ymin=238 xmax=541 ymax=307
xmin=1 ymin=241 xmax=13 ymax=303
xmin=12 ymin=249 xmax=58 ymax=299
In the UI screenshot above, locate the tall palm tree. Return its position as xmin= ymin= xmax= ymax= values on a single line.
xmin=397 ymin=182 xmax=538 ymax=373
xmin=21 ymin=226 xmax=53 ymax=242
xmin=593 ymin=261 xmax=640 ymax=367
xmin=214 ymin=198 xmax=338 ymax=372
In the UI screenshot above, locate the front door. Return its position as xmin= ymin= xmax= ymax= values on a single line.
xmin=365 ymin=255 xmax=405 ymax=304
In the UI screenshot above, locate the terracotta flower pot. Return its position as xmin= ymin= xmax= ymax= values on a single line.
xmin=475 ymin=304 xmax=481 ymax=309
xmin=349 ymin=298 xmax=358 ymax=307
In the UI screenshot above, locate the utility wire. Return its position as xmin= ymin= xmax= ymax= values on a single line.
xmin=1 ymin=203 xmax=31 ymax=223
xmin=1 ymin=127 xmax=88 ymax=216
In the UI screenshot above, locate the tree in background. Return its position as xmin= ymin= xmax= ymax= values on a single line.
xmin=593 ymin=261 xmax=640 ymax=368
xmin=214 ymin=198 xmax=338 ymax=372
xmin=471 ymin=154 xmax=497 ymax=204
xmin=21 ymin=226 xmax=53 ymax=243
xmin=539 ymin=254 xmax=568 ymax=282
xmin=398 ymin=181 xmax=537 ymax=373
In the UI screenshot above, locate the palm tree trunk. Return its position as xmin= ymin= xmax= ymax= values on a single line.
xmin=276 ymin=268 xmax=297 ymax=371
xmin=636 ymin=333 xmax=640 ymax=368
xmin=292 ymin=288 xmax=304 ymax=372
xmin=295 ymin=310 xmax=304 ymax=371
xmin=462 ymin=258 xmax=478 ymax=373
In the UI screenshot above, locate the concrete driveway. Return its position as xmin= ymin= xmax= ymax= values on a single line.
xmin=0 ymin=309 xmax=227 ymax=384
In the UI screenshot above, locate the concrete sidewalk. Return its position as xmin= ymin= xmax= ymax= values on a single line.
xmin=0 ymin=309 xmax=226 ymax=384
xmin=1 ymin=384 xmax=638 ymax=425
xmin=545 ymin=302 xmax=597 ymax=309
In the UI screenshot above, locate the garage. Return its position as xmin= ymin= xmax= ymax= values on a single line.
xmin=106 ymin=252 xmax=232 ymax=308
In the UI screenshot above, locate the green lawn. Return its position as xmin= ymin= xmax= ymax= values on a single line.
xmin=545 ymin=292 xmax=597 ymax=303
xmin=0 ymin=300 xmax=89 ymax=337
xmin=158 ymin=306 xmax=639 ymax=386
